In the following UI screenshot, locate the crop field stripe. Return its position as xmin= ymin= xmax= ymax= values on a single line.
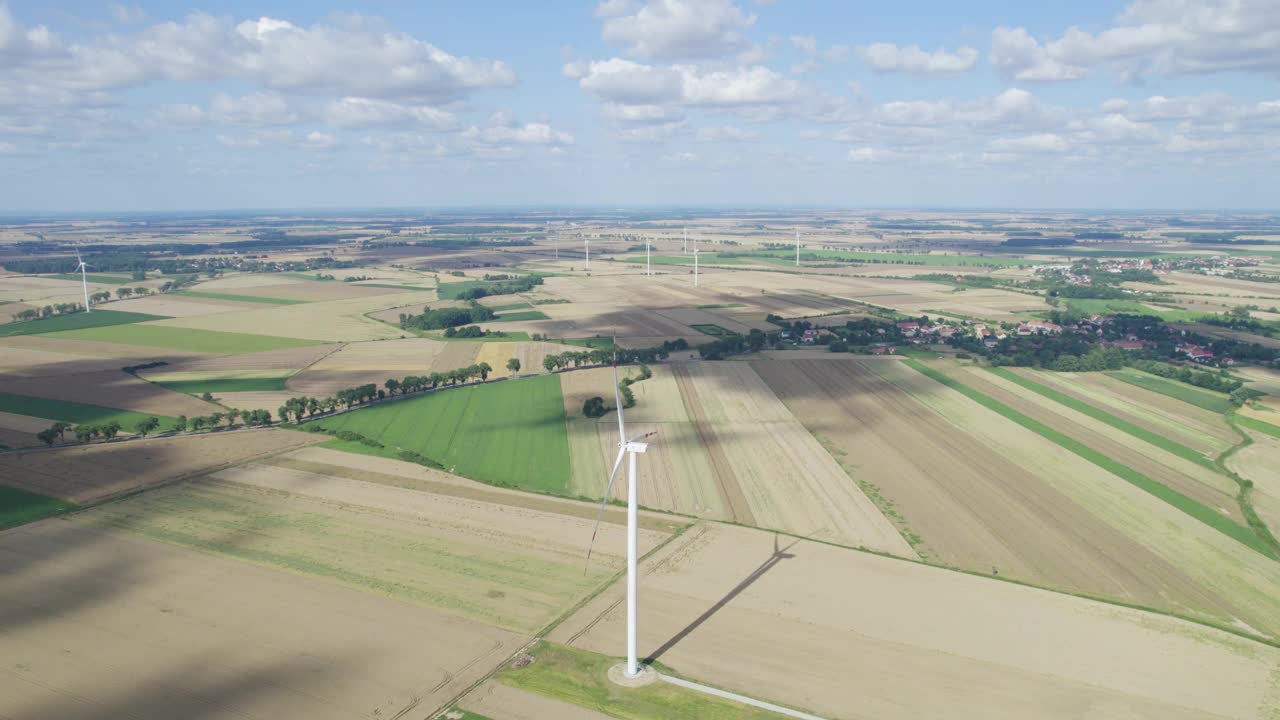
xmin=44 ymin=273 xmax=133 ymax=284
xmin=0 ymin=486 xmax=77 ymax=530
xmin=1106 ymin=369 xmax=1234 ymax=413
xmin=174 ymin=290 xmax=306 ymax=305
xmin=1237 ymin=415 xmax=1280 ymax=439
xmin=492 ymin=310 xmax=551 ymax=322
xmin=990 ymin=368 xmax=1219 ymax=471
xmin=901 ymin=360 xmax=1275 ymax=557
xmin=44 ymin=324 xmax=323 ymax=353
xmin=151 ymin=376 xmax=290 ymax=393
xmin=0 ymin=309 xmax=169 ymax=337
xmin=0 ymin=391 xmax=179 ymax=431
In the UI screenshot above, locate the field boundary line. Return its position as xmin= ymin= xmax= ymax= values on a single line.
xmin=902 ymin=359 xmax=1275 ymax=558
xmin=658 ymin=674 xmax=829 ymax=720
xmin=1219 ymin=414 xmax=1280 ymax=556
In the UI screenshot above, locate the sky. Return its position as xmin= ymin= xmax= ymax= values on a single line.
xmin=0 ymin=0 xmax=1277 ymax=212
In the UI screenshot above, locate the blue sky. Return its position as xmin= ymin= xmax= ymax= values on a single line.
xmin=1 ymin=0 xmax=1277 ymax=211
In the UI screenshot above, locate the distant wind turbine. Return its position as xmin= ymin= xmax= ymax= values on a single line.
xmin=585 ymin=342 xmax=655 ymax=679
xmin=584 ymin=238 xmax=590 ymax=272
xmin=75 ymin=249 xmax=91 ymax=313
xmin=693 ymin=245 xmax=700 ymax=288
xmin=683 ymin=226 xmax=688 ymax=254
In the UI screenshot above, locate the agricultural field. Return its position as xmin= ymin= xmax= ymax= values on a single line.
xmin=0 ymin=428 xmax=322 ymax=503
xmin=0 ymin=486 xmax=75 ymax=529
xmin=285 ymin=337 xmax=445 ymax=395
xmin=175 ymin=289 xmax=307 ymax=304
xmin=0 ymin=309 xmax=167 ymax=337
xmin=0 ymin=391 xmax=182 ymax=434
xmin=302 ymin=374 xmax=572 ymax=494
xmin=552 ymin=521 xmax=1280 ymax=720
xmin=43 ymin=322 xmax=323 ymax=353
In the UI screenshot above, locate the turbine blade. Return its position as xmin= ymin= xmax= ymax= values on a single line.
xmin=613 ymin=337 xmax=625 ymax=441
xmin=584 ymin=445 xmax=628 ymax=575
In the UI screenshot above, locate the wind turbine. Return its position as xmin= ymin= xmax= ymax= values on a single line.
xmin=585 ymin=343 xmax=655 ymax=679
xmin=682 ymin=226 xmax=688 ymax=254
xmin=584 ymin=238 xmax=590 ymax=272
xmin=693 ymin=244 xmax=700 ymax=288
xmin=75 ymin=249 xmax=91 ymax=313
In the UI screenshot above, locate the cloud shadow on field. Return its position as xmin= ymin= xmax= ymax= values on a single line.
xmin=644 ymin=534 xmax=799 ymax=665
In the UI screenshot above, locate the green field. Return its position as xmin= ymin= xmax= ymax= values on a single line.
xmin=0 ymin=392 xmax=179 ymax=432
xmin=152 ymin=376 xmax=289 ymax=394
xmin=1061 ymin=298 xmax=1207 ymax=322
xmin=991 ymin=368 xmax=1217 ymax=470
xmin=175 ymin=290 xmax=305 ymax=305
xmin=903 ymin=360 xmax=1272 ymax=557
xmin=487 ymin=302 xmax=533 ymax=311
xmin=45 ymin=324 xmax=322 ymax=353
xmin=0 ymin=486 xmax=77 ymax=530
xmin=0 ymin=309 xmax=169 ymax=337
xmin=493 ymin=310 xmax=551 ymax=322
xmin=1237 ymin=415 xmax=1280 ymax=439
xmin=45 ymin=273 xmax=134 ymax=285
xmin=1108 ymin=369 xmax=1235 ymax=413
xmin=303 ymin=374 xmax=571 ymax=494
xmin=691 ymin=324 xmax=736 ymax=336
xmin=495 ymin=643 xmax=791 ymax=719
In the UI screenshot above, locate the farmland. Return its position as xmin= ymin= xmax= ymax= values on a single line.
xmin=302 ymin=374 xmax=572 ymax=494
xmin=44 ymin=323 xmax=323 ymax=353
xmin=5 ymin=208 xmax=1280 ymax=720
xmin=0 ymin=309 xmax=167 ymax=337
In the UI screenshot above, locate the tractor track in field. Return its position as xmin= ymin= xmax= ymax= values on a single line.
xmin=671 ymin=364 xmax=756 ymax=527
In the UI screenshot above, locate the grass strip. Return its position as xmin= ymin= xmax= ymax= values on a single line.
xmin=175 ymin=290 xmax=306 ymax=305
xmin=44 ymin=273 xmax=134 ymax=284
xmin=0 ymin=486 xmax=77 ymax=530
xmin=902 ymin=359 xmax=1274 ymax=557
xmin=1107 ymin=369 xmax=1235 ymax=413
xmin=990 ymin=367 xmax=1217 ymax=470
xmin=495 ymin=642 xmax=792 ymax=719
xmin=0 ymin=309 xmax=168 ymax=337
xmin=1237 ymin=415 xmax=1280 ymax=439
xmin=152 ymin=376 xmax=289 ymax=393
xmin=45 ymin=324 xmax=321 ymax=353
xmin=1220 ymin=417 xmax=1280 ymax=556
xmin=493 ymin=310 xmax=550 ymax=322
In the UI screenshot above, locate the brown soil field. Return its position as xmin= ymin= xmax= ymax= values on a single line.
xmin=0 ymin=369 xmax=219 ymax=418
xmin=224 ymin=280 xmax=406 ymax=302
xmin=150 ymin=343 xmax=339 ymax=374
xmin=654 ymin=307 xmax=757 ymax=334
xmin=552 ymin=522 xmax=1280 ymax=720
xmin=109 ymin=294 xmax=260 ymax=317
xmin=149 ymin=290 xmax=435 ymax=342
xmin=873 ymin=359 xmax=1280 ymax=638
xmin=463 ymin=681 xmax=614 ymax=720
xmin=217 ymin=390 xmax=305 ymax=413
xmin=948 ymin=364 xmax=1241 ymax=517
xmin=0 ymin=428 xmax=320 ymax=503
xmin=285 ymin=338 xmax=446 ymax=395
xmin=0 ymin=344 xmax=136 ymax=376
xmin=674 ymin=361 xmax=910 ymax=555
xmin=1012 ymin=368 xmax=1239 ymax=456
xmin=0 ymin=521 xmax=521 ymax=720
xmin=0 ymin=425 xmax=38 ymax=448
xmin=195 ymin=273 xmax=307 ymax=290
xmin=0 ymin=276 xmax=90 ymax=306
xmin=1237 ymin=366 xmax=1280 ymax=396
xmin=94 ymin=458 xmax=670 ymax=633
xmin=1170 ymin=323 xmax=1280 ymax=349
xmin=430 ymin=341 xmax=481 ymax=374
xmin=0 ymin=410 xmax=55 ymax=434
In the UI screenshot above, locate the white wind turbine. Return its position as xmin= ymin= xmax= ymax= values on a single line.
xmin=75 ymin=249 xmax=92 ymax=313
xmin=692 ymin=235 xmax=700 ymax=287
xmin=682 ymin=226 xmax=688 ymax=254
xmin=585 ymin=343 xmax=655 ymax=679
xmin=584 ymin=237 xmax=590 ymax=272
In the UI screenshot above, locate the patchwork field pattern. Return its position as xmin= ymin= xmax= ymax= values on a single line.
xmin=44 ymin=323 xmax=322 ymax=353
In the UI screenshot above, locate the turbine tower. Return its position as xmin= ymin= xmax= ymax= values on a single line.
xmin=682 ymin=226 xmax=687 ymax=254
xmin=76 ymin=249 xmax=91 ymax=313
xmin=584 ymin=238 xmax=590 ymax=272
xmin=693 ymin=246 xmax=700 ymax=287
xmin=586 ymin=344 xmax=655 ymax=679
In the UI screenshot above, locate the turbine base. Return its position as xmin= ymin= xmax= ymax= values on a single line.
xmin=608 ymin=663 xmax=658 ymax=688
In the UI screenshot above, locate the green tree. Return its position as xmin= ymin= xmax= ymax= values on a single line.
xmin=224 ymin=409 xmax=240 ymax=427
xmin=174 ymin=415 xmax=188 ymax=432
xmin=133 ymin=416 xmax=160 ymax=437
xmin=477 ymin=362 xmax=492 ymax=381
xmin=201 ymin=391 xmax=214 ymax=401
xmin=385 ymin=378 xmax=400 ymax=395
xmin=507 ymin=357 xmax=521 ymax=374
xmin=74 ymin=424 xmax=97 ymax=442
xmin=37 ymin=428 xmax=57 ymax=446
xmin=101 ymin=421 xmax=122 ymax=439
xmin=278 ymin=405 xmax=291 ymax=423
xmin=191 ymin=416 xmax=207 ymax=431
xmin=583 ymin=396 xmax=606 ymax=418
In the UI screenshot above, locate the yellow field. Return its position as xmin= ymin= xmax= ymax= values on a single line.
xmin=148 ymin=290 xmax=436 ymax=341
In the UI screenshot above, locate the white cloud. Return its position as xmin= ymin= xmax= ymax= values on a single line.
xmin=0 ymin=140 xmax=16 ymax=153
xmin=601 ymin=102 xmax=685 ymax=124
xmin=989 ymin=132 xmax=1068 ymax=153
xmin=463 ymin=121 xmax=574 ymax=146
xmin=695 ymin=125 xmax=758 ymax=142
xmin=599 ymin=0 xmax=756 ymax=59
xmin=209 ymin=92 xmax=299 ymax=126
xmin=324 ymin=97 xmax=457 ymax=130
xmin=109 ymin=4 xmax=146 ymax=25
xmin=848 ymin=147 xmax=897 ymax=162
xmin=860 ymin=43 xmax=979 ymax=74
xmin=614 ymin=121 xmax=685 ymax=143
xmin=301 ymin=130 xmax=337 ymax=149
xmin=992 ymin=0 xmax=1280 ymax=82
xmin=569 ymin=58 xmax=800 ymax=108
